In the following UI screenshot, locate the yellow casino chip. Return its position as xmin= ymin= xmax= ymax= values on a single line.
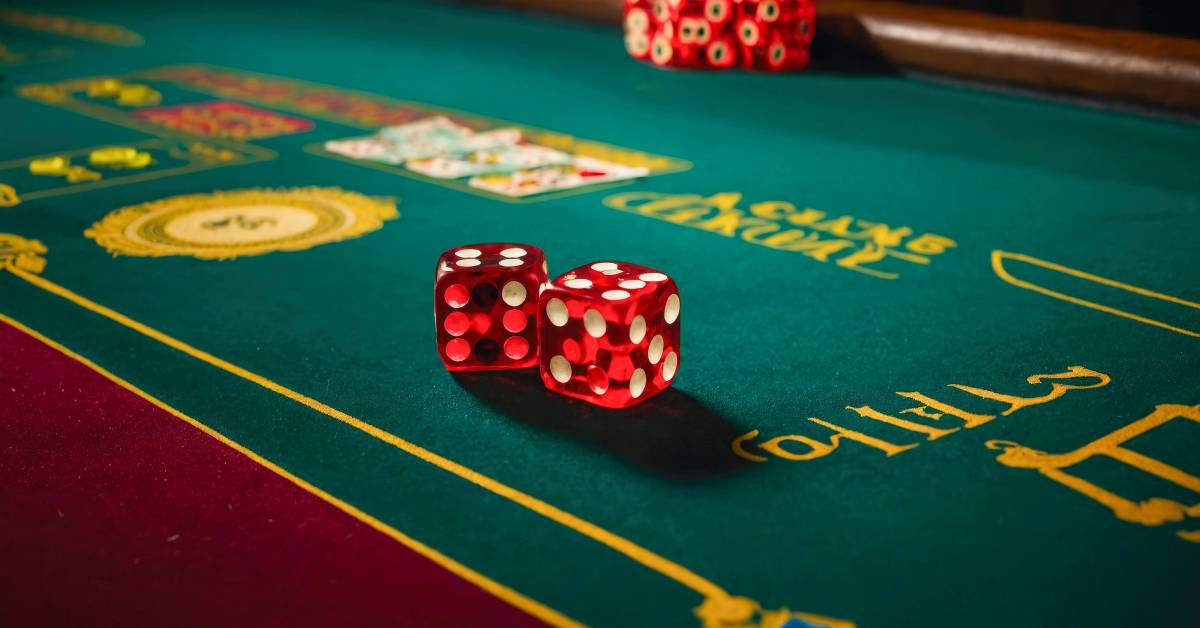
xmin=89 ymin=146 xmax=139 ymax=166
xmin=28 ymin=156 xmax=71 ymax=175
xmin=66 ymin=166 xmax=102 ymax=183
xmin=125 ymin=152 xmax=153 ymax=169
xmin=116 ymin=84 xmax=162 ymax=106
xmin=87 ymin=78 xmax=123 ymax=98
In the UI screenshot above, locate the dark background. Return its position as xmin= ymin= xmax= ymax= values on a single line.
xmin=905 ymin=0 xmax=1198 ymax=38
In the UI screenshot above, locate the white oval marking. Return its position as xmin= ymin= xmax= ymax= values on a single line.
xmin=662 ymin=352 xmax=678 ymax=381
xmin=618 ymin=279 xmax=646 ymax=290
xmin=455 ymin=248 xmax=481 ymax=258
xmin=639 ymin=272 xmax=668 ymax=282
xmin=584 ymin=309 xmax=607 ymax=338
xmin=500 ymin=247 xmax=527 ymax=258
xmin=502 ymin=281 xmax=527 ymax=307
xmin=564 ymin=278 xmax=593 ymax=289
xmin=601 ymin=290 xmax=630 ymax=301
xmin=590 ymin=262 xmax=618 ymax=272
xmin=628 ymin=315 xmax=646 ymax=344
xmin=499 ymin=258 xmax=523 ymax=267
xmin=664 ymin=293 xmax=680 ymax=324
xmin=549 ymin=355 xmax=571 ymax=383
xmin=648 ymin=335 xmax=664 ymax=364
xmin=455 ymin=258 xmax=481 ymax=267
xmin=546 ymin=298 xmax=568 ymax=327
xmin=629 ymin=368 xmax=647 ymax=398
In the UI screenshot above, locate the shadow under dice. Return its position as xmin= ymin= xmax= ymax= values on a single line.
xmin=538 ymin=261 xmax=680 ymax=408
xmin=435 ymin=243 xmax=547 ymax=371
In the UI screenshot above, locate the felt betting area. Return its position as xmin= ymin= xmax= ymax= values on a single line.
xmin=0 ymin=320 xmax=542 ymax=627
xmin=1 ymin=0 xmax=1198 ymax=626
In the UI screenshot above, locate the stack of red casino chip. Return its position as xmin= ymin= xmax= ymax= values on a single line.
xmin=624 ymin=0 xmax=814 ymax=71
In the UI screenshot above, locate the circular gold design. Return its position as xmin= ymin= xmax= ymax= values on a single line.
xmin=85 ymin=187 xmax=398 ymax=260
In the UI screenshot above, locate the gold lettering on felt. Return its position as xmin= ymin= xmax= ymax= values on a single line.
xmin=987 ymin=404 xmax=1200 ymax=543
xmin=733 ymin=365 xmax=1110 ymax=463
xmin=951 ymin=366 xmax=1111 ymax=416
xmin=895 ymin=391 xmax=995 ymax=428
xmin=735 ymin=421 xmax=918 ymax=462
xmin=845 ymin=405 xmax=960 ymax=441
xmin=604 ymin=191 xmax=955 ymax=279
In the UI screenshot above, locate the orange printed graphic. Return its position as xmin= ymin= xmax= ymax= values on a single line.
xmin=132 ymin=101 xmax=314 ymax=140
xmin=142 ymin=66 xmax=476 ymax=129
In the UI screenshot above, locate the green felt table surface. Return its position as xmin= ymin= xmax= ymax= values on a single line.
xmin=2 ymin=1 xmax=1199 ymax=626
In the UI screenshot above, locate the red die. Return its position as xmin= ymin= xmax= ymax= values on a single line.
xmin=435 ymin=243 xmax=546 ymax=371
xmin=538 ymin=261 xmax=681 ymax=408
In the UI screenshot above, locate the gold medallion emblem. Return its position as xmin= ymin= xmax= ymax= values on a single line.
xmin=85 ymin=187 xmax=398 ymax=260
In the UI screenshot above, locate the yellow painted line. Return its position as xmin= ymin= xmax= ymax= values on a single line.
xmin=0 ymin=8 xmax=143 ymax=47
xmin=0 ymin=311 xmax=578 ymax=627
xmin=992 ymin=250 xmax=1200 ymax=338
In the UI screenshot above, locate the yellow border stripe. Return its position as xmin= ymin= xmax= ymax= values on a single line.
xmin=8 ymin=265 xmax=730 ymax=601
xmin=0 ymin=311 xmax=579 ymax=628
xmin=0 ymin=8 xmax=143 ymax=47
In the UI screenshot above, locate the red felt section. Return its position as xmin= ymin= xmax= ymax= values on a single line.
xmin=0 ymin=320 xmax=544 ymax=628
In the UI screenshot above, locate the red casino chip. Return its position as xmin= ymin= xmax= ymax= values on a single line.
xmin=650 ymin=31 xmax=675 ymax=65
xmin=706 ymin=37 xmax=737 ymax=68
xmin=794 ymin=5 xmax=816 ymax=45
xmin=704 ymin=0 xmax=732 ymax=25
xmin=625 ymin=29 xmax=652 ymax=58
xmin=756 ymin=0 xmax=782 ymax=23
xmin=625 ymin=7 xmax=651 ymax=34
xmin=737 ymin=18 xmax=761 ymax=46
xmin=764 ymin=35 xmax=810 ymax=71
xmin=652 ymin=0 xmax=673 ymax=22
xmin=678 ymin=17 xmax=712 ymax=46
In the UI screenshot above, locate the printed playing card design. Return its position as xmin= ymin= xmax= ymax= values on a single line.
xmin=324 ymin=117 xmax=524 ymax=165
xmin=468 ymin=156 xmax=649 ymax=197
xmin=322 ymin=115 xmax=650 ymax=197
xmin=377 ymin=118 xmax=522 ymax=162
xmin=324 ymin=137 xmax=390 ymax=161
xmin=406 ymin=144 xmax=571 ymax=179
xmin=376 ymin=115 xmax=474 ymax=160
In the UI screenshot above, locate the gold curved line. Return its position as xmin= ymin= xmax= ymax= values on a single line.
xmin=83 ymin=187 xmax=397 ymax=260
xmin=7 ymin=265 xmax=731 ymax=602
xmin=731 ymin=430 xmax=768 ymax=462
xmin=0 ymin=312 xmax=579 ymax=627
xmin=991 ymin=250 xmax=1200 ymax=338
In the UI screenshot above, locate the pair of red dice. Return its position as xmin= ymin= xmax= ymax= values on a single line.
xmin=625 ymin=0 xmax=814 ymax=71
xmin=435 ymin=244 xmax=681 ymax=409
